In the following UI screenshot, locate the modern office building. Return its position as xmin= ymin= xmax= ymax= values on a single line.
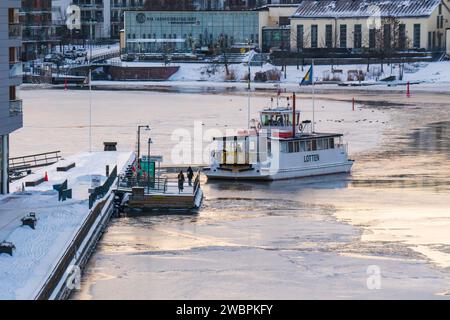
xmin=21 ymin=0 xmax=57 ymax=61
xmin=122 ymin=4 xmax=299 ymax=53
xmin=0 ymin=0 xmax=23 ymax=194
xmin=124 ymin=10 xmax=260 ymax=53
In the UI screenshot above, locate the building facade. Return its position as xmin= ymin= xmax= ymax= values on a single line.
xmin=122 ymin=5 xmax=298 ymax=53
xmin=71 ymin=0 xmax=112 ymax=40
xmin=1 ymin=0 xmax=23 ymax=194
xmin=124 ymin=10 xmax=260 ymax=53
xmin=258 ymin=4 xmax=299 ymax=51
xmin=111 ymin=0 xmax=145 ymax=39
xmin=21 ymin=0 xmax=57 ymax=61
xmin=290 ymin=0 xmax=450 ymax=52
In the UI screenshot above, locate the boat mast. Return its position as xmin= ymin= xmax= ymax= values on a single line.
xmin=292 ymin=92 xmax=296 ymax=137
xmin=312 ymin=59 xmax=315 ymax=133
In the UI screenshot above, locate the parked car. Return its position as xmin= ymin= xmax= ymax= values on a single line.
xmin=44 ymin=53 xmax=63 ymax=64
xmin=63 ymin=50 xmax=77 ymax=60
xmin=75 ymin=48 xmax=87 ymax=57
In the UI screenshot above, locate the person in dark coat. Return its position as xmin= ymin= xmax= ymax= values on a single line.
xmin=187 ymin=166 xmax=194 ymax=186
xmin=178 ymin=171 xmax=185 ymax=193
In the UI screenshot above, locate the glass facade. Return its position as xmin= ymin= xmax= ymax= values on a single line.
xmin=262 ymin=28 xmax=290 ymax=52
xmin=124 ymin=11 xmax=259 ymax=53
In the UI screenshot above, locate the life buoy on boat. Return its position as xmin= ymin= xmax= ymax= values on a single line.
xmin=298 ymin=123 xmax=303 ymax=132
xmin=257 ymin=122 xmax=262 ymax=131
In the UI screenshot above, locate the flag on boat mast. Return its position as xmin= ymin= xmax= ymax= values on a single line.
xmin=300 ymin=64 xmax=314 ymax=86
xmin=300 ymin=61 xmax=316 ymax=132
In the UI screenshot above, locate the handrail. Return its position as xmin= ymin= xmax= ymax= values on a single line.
xmin=9 ymin=151 xmax=61 ymax=172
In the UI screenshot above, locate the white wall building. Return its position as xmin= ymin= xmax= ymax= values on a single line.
xmin=290 ymin=0 xmax=450 ymax=51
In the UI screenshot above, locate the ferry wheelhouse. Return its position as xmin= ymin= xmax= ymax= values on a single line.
xmin=203 ymin=95 xmax=354 ymax=180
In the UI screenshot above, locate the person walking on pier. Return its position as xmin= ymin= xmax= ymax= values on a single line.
xmin=178 ymin=171 xmax=185 ymax=193
xmin=187 ymin=166 xmax=194 ymax=186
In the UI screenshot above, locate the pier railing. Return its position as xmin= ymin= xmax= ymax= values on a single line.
xmin=89 ymin=166 xmax=118 ymax=209
xmin=9 ymin=151 xmax=61 ymax=173
xmin=117 ymin=175 xmax=168 ymax=193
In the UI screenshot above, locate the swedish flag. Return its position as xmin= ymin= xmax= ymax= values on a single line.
xmin=300 ymin=65 xmax=313 ymax=86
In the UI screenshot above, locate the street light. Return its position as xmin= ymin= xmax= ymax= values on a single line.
xmin=147 ymin=138 xmax=153 ymax=193
xmin=137 ymin=125 xmax=150 ymax=164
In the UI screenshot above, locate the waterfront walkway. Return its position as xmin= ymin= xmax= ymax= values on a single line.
xmin=0 ymin=151 xmax=133 ymax=299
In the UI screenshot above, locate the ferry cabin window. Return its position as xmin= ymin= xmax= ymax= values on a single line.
xmin=317 ymin=139 xmax=324 ymax=150
xmin=300 ymin=141 xmax=306 ymax=152
xmin=311 ymin=140 xmax=317 ymax=151
xmin=281 ymin=138 xmax=336 ymax=153
xmin=288 ymin=141 xmax=294 ymax=153
xmin=262 ymin=114 xmax=293 ymax=127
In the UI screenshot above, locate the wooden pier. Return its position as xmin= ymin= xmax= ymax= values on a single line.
xmin=116 ymin=171 xmax=203 ymax=213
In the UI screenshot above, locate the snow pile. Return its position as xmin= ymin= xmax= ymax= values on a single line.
xmin=0 ymin=151 xmax=133 ymax=299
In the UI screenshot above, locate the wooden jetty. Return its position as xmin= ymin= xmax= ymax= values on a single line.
xmin=116 ymin=170 xmax=203 ymax=214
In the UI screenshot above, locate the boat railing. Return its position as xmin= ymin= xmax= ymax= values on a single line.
xmin=117 ymin=175 xmax=168 ymax=193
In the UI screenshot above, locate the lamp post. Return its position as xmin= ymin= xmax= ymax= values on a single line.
xmin=147 ymin=138 xmax=152 ymax=193
xmin=137 ymin=125 xmax=150 ymax=165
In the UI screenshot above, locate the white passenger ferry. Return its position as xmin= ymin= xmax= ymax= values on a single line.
xmin=203 ymin=95 xmax=354 ymax=180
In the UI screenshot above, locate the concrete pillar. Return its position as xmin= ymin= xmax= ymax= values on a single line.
xmin=1 ymin=135 xmax=9 ymax=195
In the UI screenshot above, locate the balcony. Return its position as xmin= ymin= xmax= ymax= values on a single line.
xmin=9 ymin=62 xmax=23 ymax=81
xmin=9 ymin=24 xmax=21 ymax=39
xmin=9 ymin=100 xmax=23 ymax=117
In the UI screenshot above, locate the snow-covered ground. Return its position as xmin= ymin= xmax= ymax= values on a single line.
xmin=105 ymin=58 xmax=450 ymax=86
xmin=0 ymin=151 xmax=132 ymax=300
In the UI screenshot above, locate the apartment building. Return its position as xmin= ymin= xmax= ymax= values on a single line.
xmin=0 ymin=0 xmax=23 ymax=194
xmin=21 ymin=0 xmax=57 ymax=60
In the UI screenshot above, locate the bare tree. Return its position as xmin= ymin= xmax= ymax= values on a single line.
xmin=372 ymin=16 xmax=410 ymax=72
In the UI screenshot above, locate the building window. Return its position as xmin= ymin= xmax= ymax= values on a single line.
xmin=311 ymin=25 xmax=318 ymax=48
xmin=413 ymin=24 xmax=421 ymax=48
xmin=369 ymin=28 xmax=376 ymax=49
xmin=383 ymin=24 xmax=391 ymax=49
xmin=428 ymin=31 xmax=432 ymax=49
xmin=437 ymin=15 xmax=440 ymax=28
xmin=440 ymin=16 xmax=444 ymax=29
xmin=399 ymin=24 xmax=406 ymax=49
xmin=353 ymin=24 xmax=362 ymax=48
xmin=279 ymin=16 xmax=290 ymax=26
xmin=296 ymin=24 xmax=304 ymax=49
xmin=433 ymin=31 xmax=436 ymax=48
xmin=340 ymin=24 xmax=347 ymax=48
xmin=439 ymin=4 xmax=442 ymax=14
xmin=325 ymin=24 xmax=332 ymax=48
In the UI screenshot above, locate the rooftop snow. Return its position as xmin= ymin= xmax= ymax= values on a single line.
xmin=291 ymin=0 xmax=442 ymax=18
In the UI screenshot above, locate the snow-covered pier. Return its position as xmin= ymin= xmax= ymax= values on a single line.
xmin=0 ymin=151 xmax=134 ymax=300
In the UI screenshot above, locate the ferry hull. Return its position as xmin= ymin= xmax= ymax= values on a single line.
xmin=204 ymin=161 xmax=354 ymax=181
